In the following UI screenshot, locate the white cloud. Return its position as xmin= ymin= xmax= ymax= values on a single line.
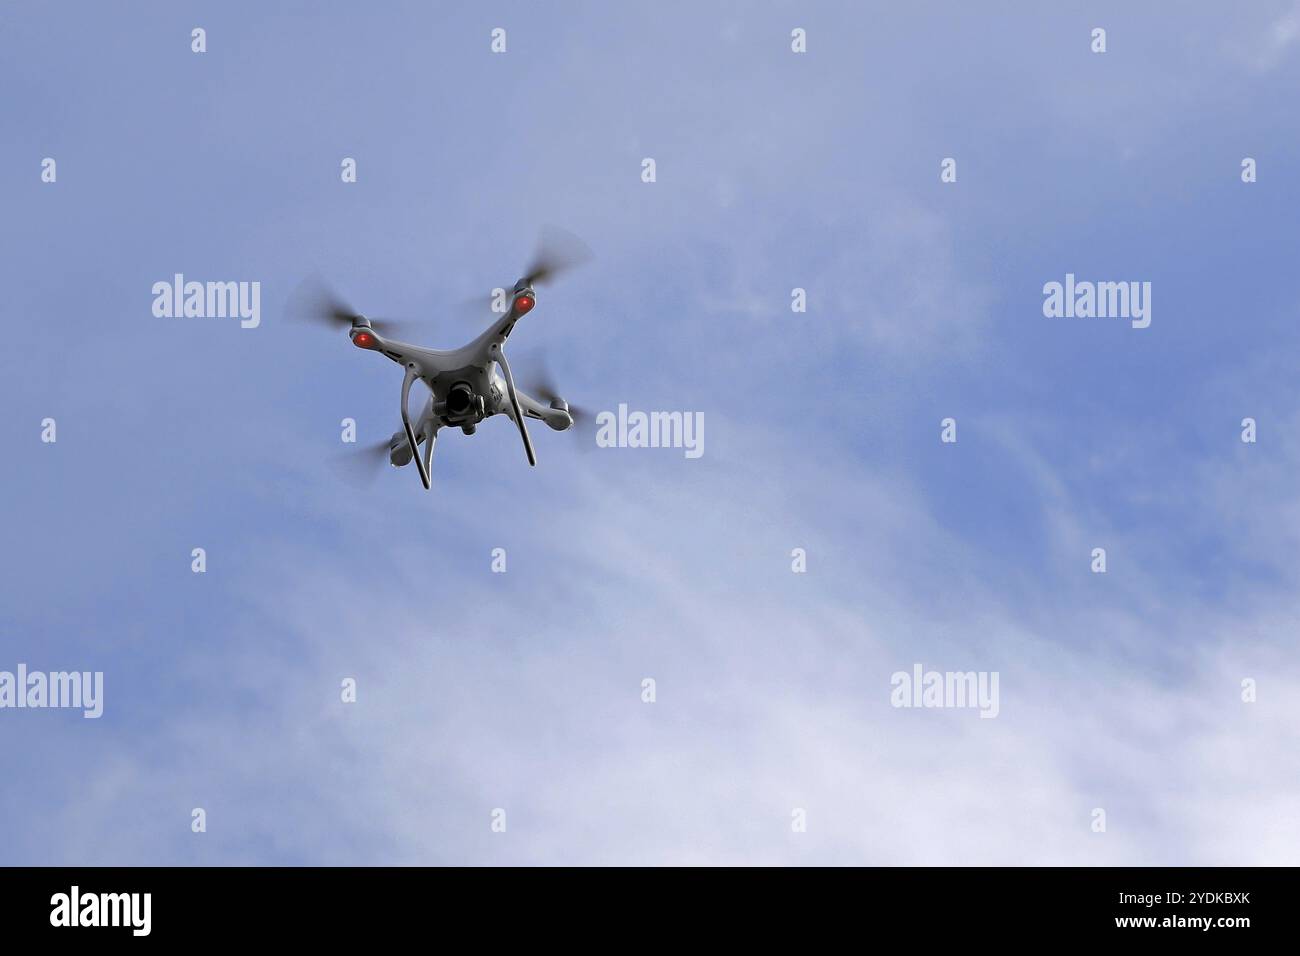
xmin=1255 ymin=2 xmax=1300 ymax=71
xmin=22 ymin=418 xmax=1296 ymax=866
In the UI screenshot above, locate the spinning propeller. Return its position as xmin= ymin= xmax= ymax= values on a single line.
xmin=453 ymin=227 xmax=594 ymax=320
xmin=329 ymin=438 xmax=391 ymax=487
xmin=518 ymin=350 xmax=594 ymax=434
xmin=287 ymin=277 xmax=424 ymax=338
xmin=521 ymin=226 xmax=593 ymax=287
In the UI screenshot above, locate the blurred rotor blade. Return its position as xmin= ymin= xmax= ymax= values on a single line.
xmin=517 ymin=349 xmax=561 ymax=404
xmin=287 ymin=276 xmax=363 ymax=329
xmin=289 ymin=277 xmax=427 ymax=338
xmin=368 ymin=318 xmax=430 ymax=339
xmin=450 ymin=291 xmax=511 ymax=324
xmin=446 ymin=228 xmax=591 ymax=324
xmin=523 ymin=226 xmax=592 ymax=286
xmin=566 ymin=402 xmax=598 ymax=451
xmin=567 ymin=402 xmax=595 ymax=428
xmin=328 ymin=438 xmax=391 ymax=487
xmin=516 ymin=349 xmax=595 ymax=444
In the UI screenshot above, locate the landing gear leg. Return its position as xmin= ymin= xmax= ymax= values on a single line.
xmin=421 ymin=424 xmax=436 ymax=481
xmin=401 ymin=365 xmax=431 ymax=490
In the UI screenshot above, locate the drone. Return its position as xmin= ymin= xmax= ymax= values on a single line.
xmin=296 ymin=230 xmax=591 ymax=489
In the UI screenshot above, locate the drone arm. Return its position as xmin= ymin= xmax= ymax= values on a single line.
xmin=400 ymin=364 xmax=432 ymax=490
xmin=491 ymin=343 xmax=536 ymax=467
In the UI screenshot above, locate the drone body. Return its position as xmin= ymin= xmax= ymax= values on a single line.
xmin=300 ymin=230 xmax=591 ymax=489
xmin=352 ymin=279 xmax=572 ymax=489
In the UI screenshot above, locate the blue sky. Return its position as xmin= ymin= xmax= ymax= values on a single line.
xmin=2 ymin=0 xmax=1298 ymax=864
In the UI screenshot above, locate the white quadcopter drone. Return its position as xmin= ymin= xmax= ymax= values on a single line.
xmin=297 ymin=230 xmax=590 ymax=489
